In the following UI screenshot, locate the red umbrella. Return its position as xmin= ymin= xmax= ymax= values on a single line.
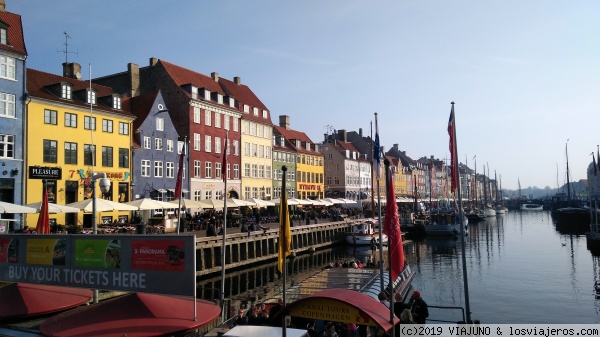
xmin=36 ymin=187 xmax=50 ymax=234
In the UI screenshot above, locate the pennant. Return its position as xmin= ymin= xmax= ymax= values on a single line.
xmin=36 ymin=187 xmax=50 ymax=234
xmin=277 ymin=185 xmax=291 ymax=273
xmin=373 ymin=119 xmax=381 ymax=180
xmin=222 ymin=134 xmax=228 ymax=182
xmin=448 ymin=105 xmax=458 ymax=192
xmin=383 ymin=164 xmax=405 ymax=279
xmin=594 ymin=152 xmax=598 ymax=177
xmin=597 ymin=146 xmax=599 ymax=177
xmin=174 ymin=141 xmax=185 ymax=199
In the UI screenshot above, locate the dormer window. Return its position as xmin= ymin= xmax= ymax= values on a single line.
xmin=243 ymin=104 xmax=249 ymax=113
xmin=87 ymin=89 xmax=97 ymax=104
xmin=113 ymin=95 xmax=122 ymax=110
xmin=203 ymin=89 xmax=211 ymax=101
xmin=0 ymin=27 xmax=6 ymax=45
xmin=262 ymin=110 xmax=268 ymax=119
xmin=253 ymin=107 xmax=258 ymax=116
xmin=295 ymin=140 xmax=301 ymax=148
xmin=280 ymin=136 xmax=285 ymax=147
xmin=156 ymin=118 xmax=164 ymax=131
xmin=306 ymin=143 xmax=310 ymax=151
xmin=61 ymin=83 xmax=72 ymax=99
xmin=191 ymin=86 xmax=198 ymax=99
xmin=228 ymin=97 xmax=235 ymax=107
xmin=217 ymin=93 xmax=223 ymax=104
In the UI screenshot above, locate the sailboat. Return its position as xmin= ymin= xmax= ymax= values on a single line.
xmin=495 ymin=172 xmax=507 ymax=214
xmin=482 ymin=164 xmax=496 ymax=217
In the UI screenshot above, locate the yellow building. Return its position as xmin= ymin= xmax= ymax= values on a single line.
xmin=274 ymin=116 xmax=324 ymax=199
xmin=24 ymin=65 xmax=135 ymax=230
xmin=240 ymin=108 xmax=274 ymax=200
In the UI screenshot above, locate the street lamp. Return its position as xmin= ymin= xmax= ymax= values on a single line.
xmin=91 ymin=173 xmax=111 ymax=235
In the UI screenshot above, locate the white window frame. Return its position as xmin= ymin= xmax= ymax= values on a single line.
xmin=156 ymin=118 xmax=164 ymax=131
xmin=0 ymin=56 xmax=15 ymax=80
xmin=155 ymin=138 xmax=163 ymax=150
xmin=167 ymin=139 xmax=174 ymax=152
xmin=224 ymin=115 xmax=230 ymax=130
xmin=61 ymin=83 xmax=72 ymax=99
xmin=234 ymin=140 xmax=239 ymax=156
xmin=154 ymin=161 xmax=163 ymax=177
xmin=194 ymin=133 xmax=201 ymax=151
xmin=205 ymin=135 xmax=212 ymax=152
xmin=0 ymin=92 xmax=15 ymax=117
xmin=234 ymin=164 xmax=239 ymax=179
xmin=166 ymin=161 xmax=175 ymax=178
xmin=193 ymin=107 xmax=201 ymax=123
xmin=233 ymin=118 xmax=239 ymax=132
xmin=113 ymin=96 xmax=122 ymax=110
xmin=143 ymin=136 xmax=151 ymax=149
xmin=118 ymin=122 xmax=129 ymax=135
xmin=215 ymin=137 xmax=221 ymax=154
xmin=194 ymin=160 xmax=201 ymax=177
xmin=205 ymin=162 xmax=212 ymax=178
xmin=205 ymin=110 xmax=212 ymax=126
xmin=0 ymin=134 xmax=14 ymax=159
xmin=215 ymin=112 xmax=221 ymax=128
xmin=141 ymin=160 xmax=150 ymax=177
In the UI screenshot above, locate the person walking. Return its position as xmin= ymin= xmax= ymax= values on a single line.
xmin=409 ymin=291 xmax=429 ymax=324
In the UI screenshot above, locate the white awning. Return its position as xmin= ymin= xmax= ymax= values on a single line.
xmin=156 ymin=189 xmax=167 ymax=193
xmin=167 ymin=189 xmax=175 ymax=192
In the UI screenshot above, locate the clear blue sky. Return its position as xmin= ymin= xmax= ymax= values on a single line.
xmin=11 ymin=1 xmax=600 ymax=190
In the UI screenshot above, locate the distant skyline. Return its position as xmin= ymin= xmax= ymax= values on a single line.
xmin=10 ymin=1 xmax=600 ymax=190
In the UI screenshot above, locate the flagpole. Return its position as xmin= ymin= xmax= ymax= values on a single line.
xmin=450 ymin=101 xmax=472 ymax=323
xmin=279 ymin=165 xmax=290 ymax=337
xmin=370 ymin=121 xmax=376 ymax=218
xmin=176 ymin=137 xmax=186 ymax=235
xmin=373 ymin=112 xmax=384 ymax=290
xmin=384 ymin=160 xmax=395 ymax=336
xmin=220 ymin=132 xmax=228 ymax=321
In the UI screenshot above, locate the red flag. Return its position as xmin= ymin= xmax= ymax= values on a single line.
xmin=448 ymin=105 xmax=458 ymax=192
xmin=222 ymin=135 xmax=228 ymax=182
xmin=383 ymin=165 xmax=404 ymax=280
xmin=174 ymin=142 xmax=185 ymax=199
xmin=36 ymin=187 xmax=50 ymax=234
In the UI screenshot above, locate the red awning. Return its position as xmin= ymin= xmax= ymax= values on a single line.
xmin=39 ymin=292 xmax=221 ymax=337
xmin=286 ymin=288 xmax=399 ymax=332
xmin=0 ymin=283 xmax=92 ymax=322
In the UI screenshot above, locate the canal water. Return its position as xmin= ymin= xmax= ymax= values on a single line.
xmin=200 ymin=210 xmax=600 ymax=324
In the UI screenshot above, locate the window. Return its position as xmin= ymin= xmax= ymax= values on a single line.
xmin=252 ymin=164 xmax=258 ymax=178
xmin=262 ymin=110 xmax=268 ymax=118
xmin=44 ymin=109 xmax=57 ymax=125
xmin=259 ymin=165 xmax=264 ymax=178
xmin=84 ymin=116 xmax=96 ymax=130
xmin=265 ymin=146 xmax=271 ymax=159
xmin=84 ymin=144 xmax=95 ymax=165
xmin=119 ymin=122 xmax=129 ymax=135
xmin=205 ymin=162 xmax=212 ymax=178
xmin=194 ymin=107 xmax=200 ymax=123
xmin=61 ymin=83 xmax=72 ymax=99
xmin=227 ymin=163 xmax=231 ymax=180
xmin=215 ymin=162 xmax=222 ymax=178
xmin=252 ymin=144 xmax=257 ymax=157
xmin=266 ymin=166 xmax=271 ymax=179
xmin=156 ymin=118 xmax=164 ymax=131
xmin=243 ymin=104 xmax=249 ymax=113
xmin=204 ymin=190 xmax=212 ymax=200
xmin=245 ymin=187 xmax=250 ymax=199
xmin=0 ymin=93 xmax=15 ymax=117
xmin=194 ymin=133 xmax=201 ymax=151
xmin=166 ymin=161 xmax=175 ymax=178
xmin=119 ymin=148 xmax=129 ymax=168
xmin=253 ymin=107 xmax=258 ymax=116
xmin=243 ymin=121 xmax=249 ymax=134
xmin=252 ymin=187 xmax=258 ymax=199
xmin=154 ymin=161 xmax=163 ymax=177
xmin=215 ymin=137 xmax=221 ymax=154
xmin=245 ymin=163 xmax=250 ymax=177
xmin=194 ymin=160 xmax=201 ymax=177
xmin=167 ymin=139 xmax=173 ymax=152
xmin=204 ymin=90 xmax=211 ymax=101
xmin=113 ymin=96 xmax=122 ymax=110
xmin=141 ymin=136 xmax=150 ymax=149
xmin=102 ymin=146 xmax=113 ymax=166
xmin=0 ymin=28 xmax=6 ymax=45
xmin=64 ymin=142 xmax=77 ymax=164
xmin=155 ymin=138 xmax=163 ymax=150
xmin=43 ymin=140 xmax=57 ymax=163
xmin=234 ymin=140 xmax=239 ymax=156
xmin=0 ymin=56 xmax=15 ymax=80
xmin=141 ymin=160 xmax=150 ymax=177
xmin=259 ymin=145 xmax=264 ymax=158
xmin=194 ymin=191 xmax=201 ymax=201
xmin=102 ymin=119 xmax=113 ymax=133
xmin=64 ymin=113 xmax=77 ymax=128
xmin=205 ymin=110 xmax=212 ymax=126
xmin=250 ymin=123 xmax=256 ymax=136
xmin=87 ymin=90 xmax=96 ymax=104
xmin=244 ymin=142 xmax=250 ymax=156
xmin=0 ymin=134 xmax=14 ymax=158
xmin=234 ymin=164 xmax=239 ymax=179
xmin=233 ymin=118 xmax=239 ymax=132
xmin=224 ymin=116 xmax=230 ymax=130
xmin=205 ymin=135 xmax=212 ymax=152
xmin=215 ymin=113 xmax=221 ymax=128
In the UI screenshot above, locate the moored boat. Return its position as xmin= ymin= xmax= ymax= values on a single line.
xmin=345 ymin=219 xmax=388 ymax=245
xmin=521 ymin=203 xmax=544 ymax=211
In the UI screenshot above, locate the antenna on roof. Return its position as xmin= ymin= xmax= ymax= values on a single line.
xmin=57 ymin=32 xmax=78 ymax=64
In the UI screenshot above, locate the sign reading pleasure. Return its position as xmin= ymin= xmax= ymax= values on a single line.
xmin=0 ymin=234 xmax=196 ymax=297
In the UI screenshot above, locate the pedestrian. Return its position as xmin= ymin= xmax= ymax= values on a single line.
xmin=230 ymin=308 xmax=248 ymax=328
xmin=378 ymin=291 xmax=390 ymax=308
xmin=409 ymin=290 xmax=429 ymax=324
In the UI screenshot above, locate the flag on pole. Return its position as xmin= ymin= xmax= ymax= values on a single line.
xmin=277 ymin=187 xmax=291 ymax=273
xmin=222 ymin=134 xmax=228 ymax=182
xmin=36 ymin=186 xmax=50 ymax=234
xmin=373 ymin=117 xmax=381 ymax=179
xmin=174 ymin=141 xmax=185 ymax=199
xmin=593 ymin=152 xmax=598 ymax=177
xmin=597 ymin=146 xmax=599 ymax=177
xmin=383 ymin=164 xmax=405 ymax=280
xmin=448 ymin=105 xmax=458 ymax=192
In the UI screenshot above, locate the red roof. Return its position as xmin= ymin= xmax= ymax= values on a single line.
xmin=160 ymin=60 xmax=225 ymax=96
xmin=273 ymin=125 xmax=320 ymax=155
xmin=0 ymin=11 xmax=27 ymax=56
xmin=39 ymin=292 xmax=221 ymax=337
xmin=219 ymin=76 xmax=272 ymax=125
xmin=27 ymin=68 xmax=134 ymax=118
xmin=0 ymin=283 xmax=92 ymax=323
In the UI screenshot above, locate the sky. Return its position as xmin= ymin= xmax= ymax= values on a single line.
xmin=10 ymin=1 xmax=600 ymax=190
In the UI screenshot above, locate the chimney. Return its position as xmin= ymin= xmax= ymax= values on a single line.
xmin=211 ymin=72 xmax=219 ymax=82
xmin=337 ymin=129 xmax=347 ymax=142
xmin=393 ymin=144 xmax=399 ymax=151
xmin=279 ymin=115 xmax=290 ymax=129
xmin=128 ymin=63 xmax=140 ymax=97
xmin=381 ymin=146 xmax=385 ymax=154
xmin=62 ymin=62 xmax=81 ymax=79
xmin=234 ymin=76 xmax=241 ymax=85
xmin=149 ymin=57 xmax=158 ymax=66
xmin=359 ymin=128 xmax=363 ymax=137
xmin=401 ymin=151 xmax=406 ymax=155
xmin=0 ymin=0 xmax=5 ymax=12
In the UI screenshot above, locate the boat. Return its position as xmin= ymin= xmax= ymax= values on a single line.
xmin=465 ymin=209 xmax=485 ymax=222
xmin=345 ymin=219 xmax=388 ymax=245
xmin=552 ymin=141 xmax=590 ymax=228
xmin=483 ymin=206 xmax=497 ymax=217
xmin=521 ymin=203 xmax=544 ymax=211
xmin=426 ymin=212 xmax=468 ymax=236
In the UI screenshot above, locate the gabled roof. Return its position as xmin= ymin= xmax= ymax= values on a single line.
xmin=327 ymin=139 xmax=365 ymax=160
xmin=219 ymin=77 xmax=272 ymax=125
xmin=273 ymin=125 xmax=320 ymax=155
xmin=27 ymin=69 xmax=133 ymax=118
xmin=159 ymin=60 xmax=224 ymax=95
xmin=0 ymin=11 xmax=26 ymax=56
xmin=129 ymin=90 xmax=159 ymax=132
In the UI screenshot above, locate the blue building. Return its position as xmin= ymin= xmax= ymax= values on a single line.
xmin=129 ymin=90 xmax=187 ymax=204
xmin=0 ymin=3 xmax=27 ymax=210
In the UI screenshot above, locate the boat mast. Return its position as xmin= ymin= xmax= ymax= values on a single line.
xmin=474 ymin=156 xmax=478 ymax=209
xmin=566 ymin=139 xmax=572 ymax=203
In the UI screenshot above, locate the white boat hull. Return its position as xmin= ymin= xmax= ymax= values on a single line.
xmin=483 ymin=208 xmax=496 ymax=217
xmin=424 ymin=223 xmax=468 ymax=236
xmin=346 ymin=234 xmax=388 ymax=245
xmin=521 ymin=204 xmax=543 ymax=211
